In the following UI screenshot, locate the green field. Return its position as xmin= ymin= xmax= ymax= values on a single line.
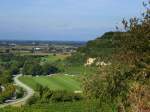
xmin=41 ymin=54 xmax=69 ymax=63
xmin=62 ymin=65 xmax=97 ymax=76
xmin=19 ymin=75 xmax=81 ymax=92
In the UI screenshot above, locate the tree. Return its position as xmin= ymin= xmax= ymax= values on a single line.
xmin=10 ymin=62 xmax=20 ymax=75
xmin=42 ymin=63 xmax=59 ymax=75
xmin=22 ymin=60 xmax=42 ymax=76
xmin=0 ymin=70 xmax=12 ymax=85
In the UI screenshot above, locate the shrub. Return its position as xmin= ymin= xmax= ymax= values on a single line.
xmin=16 ymin=87 xmax=24 ymax=99
xmin=27 ymin=95 xmax=38 ymax=105
xmin=31 ymin=85 xmax=84 ymax=104
xmin=0 ymin=84 xmax=16 ymax=103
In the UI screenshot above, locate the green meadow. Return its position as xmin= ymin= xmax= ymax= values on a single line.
xmin=41 ymin=54 xmax=69 ymax=63
xmin=19 ymin=75 xmax=81 ymax=92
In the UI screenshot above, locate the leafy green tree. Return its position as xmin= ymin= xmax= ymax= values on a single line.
xmin=42 ymin=63 xmax=59 ymax=75
xmin=0 ymin=70 xmax=12 ymax=85
xmin=10 ymin=62 xmax=20 ymax=75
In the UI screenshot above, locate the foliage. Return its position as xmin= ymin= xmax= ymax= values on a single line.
xmin=0 ymin=100 xmax=117 ymax=112
xmin=42 ymin=63 xmax=59 ymax=75
xmin=66 ymin=52 xmax=86 ymax=65
xmin=22 ymin=60 xmax=59 ymax=76
xmin=81 ymin=1 xmax=150 ymax=112
xmin=0 ymin=84 xmax=16 ymax=103
xmin=0 ymin=70 xmax=12 ymax=85
xmin=16 ymin=87 xmax=24 ymax=99
xmin=27 ymin=85 xmax=83 ymax=104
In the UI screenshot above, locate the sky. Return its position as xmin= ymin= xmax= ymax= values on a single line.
xmin=0 ymin=0 xmax=144 ymax=41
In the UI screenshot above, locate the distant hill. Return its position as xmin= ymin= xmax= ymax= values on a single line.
xmin=67 ymin=32 xmax=129 ymax=64
xmin=68 ymin=30 xmax=149 ymax=65
xmin=78 ymin=32 xmax=124 ymax=57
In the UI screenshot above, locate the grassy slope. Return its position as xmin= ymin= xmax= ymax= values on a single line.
xmin=62 ymin=65 xmax=97 ymax=75
xmin=0 ymin=100 xmax=116 ymax=112
xmin=19 ymin=75 xmax=81 ymax=92
xmin=41 ymin=54 xmax=69 ymax=63
xmin=41 ymin=54 xmax=97 ymax=75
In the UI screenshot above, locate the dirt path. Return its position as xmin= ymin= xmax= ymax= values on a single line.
xmin=0 ymin=74 xmax=34 ymax=108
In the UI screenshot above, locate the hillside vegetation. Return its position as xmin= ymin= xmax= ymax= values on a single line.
xmin=66 ymin=2 xmax=150 ymax=112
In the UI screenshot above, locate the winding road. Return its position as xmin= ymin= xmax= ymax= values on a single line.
xmin=0 ymin=74 xmax=35 ymax=108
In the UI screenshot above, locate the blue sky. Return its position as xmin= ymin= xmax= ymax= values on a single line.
xmin=0 ymin=0 xmax=144 ymax=41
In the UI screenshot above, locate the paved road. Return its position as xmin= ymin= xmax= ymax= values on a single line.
xmin=0 ymin=74 xmax=34 ymax=108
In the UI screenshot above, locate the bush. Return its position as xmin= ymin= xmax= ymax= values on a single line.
xmin=27 ymin=95 xmax=38 ymax=105
xmin=0 ymin=84 xmax=16 ymax=103
xmin=16 ymin=87 xmax=24 ymax=99
xmin=42 ymin=63 xmax=59 ymax=75
xmin=22 ymin=61 xmax=59 ymax=76
xmin=31 ymin=85 xmax=83 ymax=104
